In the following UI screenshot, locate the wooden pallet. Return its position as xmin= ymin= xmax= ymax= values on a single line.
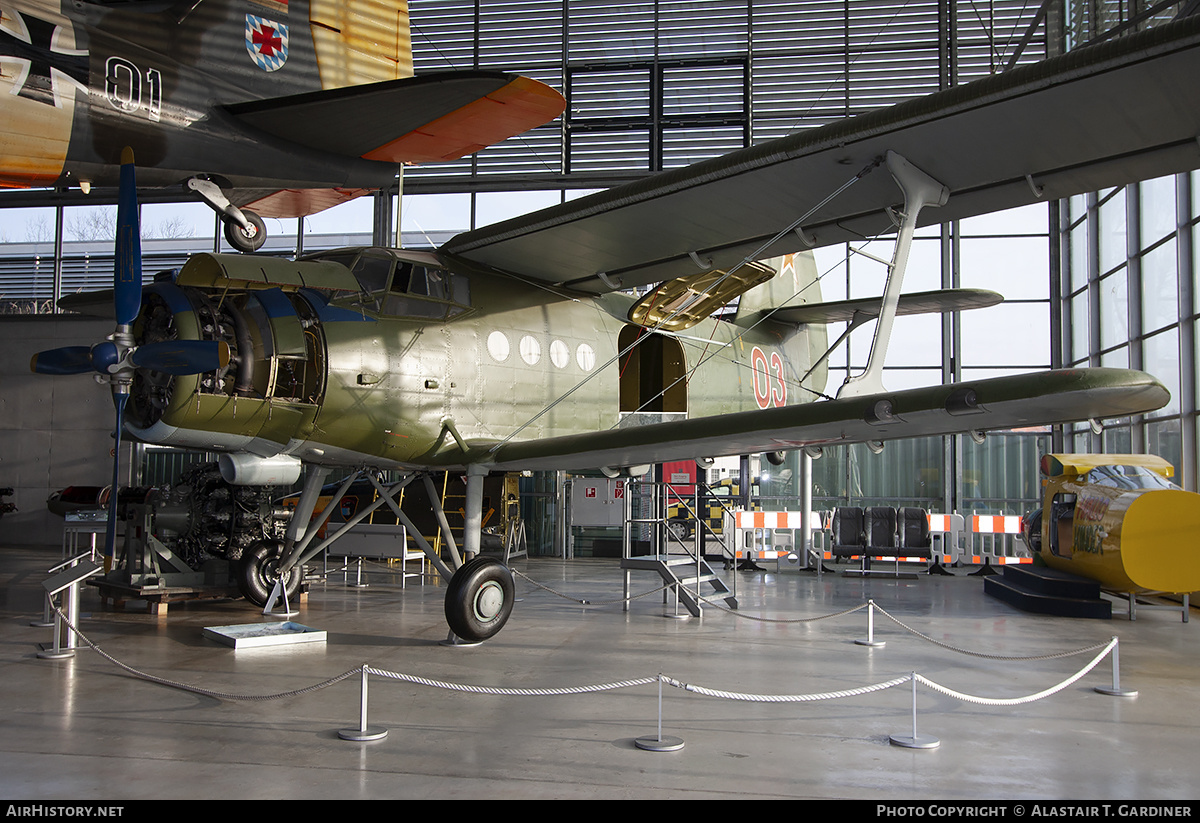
xmin=89 ymin=578 xmax=305 ymax=615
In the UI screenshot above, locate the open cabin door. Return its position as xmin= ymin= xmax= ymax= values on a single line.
xmin=617 ymin=326 xmax=688 ymax=421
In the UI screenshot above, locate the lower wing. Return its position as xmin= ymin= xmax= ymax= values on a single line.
xmin=446 ymin=368 xmax=1167 ymax=473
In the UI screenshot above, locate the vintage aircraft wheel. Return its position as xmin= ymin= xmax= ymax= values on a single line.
xmin=223 ymin=209 xmax=267 ymax=254
xmin=444 ymin=556 xmax=515 ymax=642
xmin=236 ymin=539 xmax=301 ymax=606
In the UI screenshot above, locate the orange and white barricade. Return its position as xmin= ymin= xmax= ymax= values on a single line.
xmin=731 ymin=510 xmax=823 ymax=563
xmin=926 ymin=512 xmax=965 ymax=567
xmin=964 ymin=513 xmax=1032 ymax=568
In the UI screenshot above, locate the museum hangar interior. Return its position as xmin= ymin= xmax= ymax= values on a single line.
xmin=2 ymin=0 xmax=1200 ymax=801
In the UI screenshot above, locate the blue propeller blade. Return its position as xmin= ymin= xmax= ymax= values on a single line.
xmin=104 ymin=392 xmax=129 ymax=559
xmin=114 ymin=147 xmax=142 ymax=328
xmin=131 ymin=340 xmax=231 ymax=375
xmin=30 ymin=346 xmax=93 ymax=375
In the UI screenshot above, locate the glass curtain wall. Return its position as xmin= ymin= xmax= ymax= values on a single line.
xmin=1060 ymin=174 xmax=1199 ymax=491
xmin=1056 ymin=1 xmax=1199 ymax=493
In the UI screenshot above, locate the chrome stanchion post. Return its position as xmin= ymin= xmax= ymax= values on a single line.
xmin=351 ymin=556 xmax=370 ymax=589
xmin=339 ymin=665 xmax=388 ymax=741
xmin=636 ymin=675 xmax=684 ymax=752
xmin=1095 ymin=637 xmax=1138 ymax=697
xmin=38 ymin=591 xmax=72 ymax=660
xmin=38 ymin=554 xmax=102 ymax=660
xmin=891 ymin=672 xmax=939 ymax=749
xmin=855 ymin=599 xmax=885 ymax=647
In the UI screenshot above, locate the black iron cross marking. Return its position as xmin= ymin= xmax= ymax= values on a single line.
xmin=0 ymin=10 xmax=88 ymax=106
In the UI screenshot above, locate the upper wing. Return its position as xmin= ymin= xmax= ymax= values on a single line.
xmin=443 ymin=369 xmax=1167 ymax=472
xmin=442 ymin=15 xmax=1200 ymax=294
xmin=224 ymin=71 xmax=566 ymax=165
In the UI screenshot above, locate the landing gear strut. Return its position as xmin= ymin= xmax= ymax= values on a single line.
xmin=185 ymin=177 xmax=268 ymax=253
xmin=265 ymin=465 xmax=517 ymax=642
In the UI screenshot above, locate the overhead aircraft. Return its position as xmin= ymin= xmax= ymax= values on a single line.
xmin=27 ymin=13 xmax=1200 ymax=643
xmin=0 ymin=0 xmax=565 ymax=249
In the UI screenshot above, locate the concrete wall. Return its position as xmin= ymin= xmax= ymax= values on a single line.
xmin=0 ymin=316 xmax=130 ymax=546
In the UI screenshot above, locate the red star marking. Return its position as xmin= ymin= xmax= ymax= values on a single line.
xmin=253 ymin=25 xmax=282 ymax=57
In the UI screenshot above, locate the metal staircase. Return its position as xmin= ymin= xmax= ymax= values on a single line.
xmin=619 ymin=475 xmax=738 ymax=617
xmin=622 ymin=554 xmax=737 ymax=616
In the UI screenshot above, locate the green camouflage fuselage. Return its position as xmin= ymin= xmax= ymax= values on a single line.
xmin=126 ymin=248 xmax=827 ymax=472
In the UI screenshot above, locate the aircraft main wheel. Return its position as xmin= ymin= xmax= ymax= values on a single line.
xmin=223 ymin=209 xmax=267 ymax=254
xmin=236 ymin=539 xmax=301 ymax=606
xmin=444 ymin=556 xmax=515 ymax=642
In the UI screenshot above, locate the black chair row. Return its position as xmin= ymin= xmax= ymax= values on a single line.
xmin=829 ymin=506 xmax=932 ymax=573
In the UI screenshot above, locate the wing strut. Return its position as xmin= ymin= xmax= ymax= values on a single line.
xmin=838 ymin=152 xmax=949 ymax=399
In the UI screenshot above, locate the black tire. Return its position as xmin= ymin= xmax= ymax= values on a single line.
xmin=444 ymin=556 xmax=515 ymax=642
xmin=236 ymin=539 xmax=302 ymax=606
xmin=223 ymin=209 xmax=267 ymax=253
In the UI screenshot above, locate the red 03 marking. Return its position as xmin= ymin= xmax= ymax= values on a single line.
xmin=751 ymin=346 xmax=787 ymax=409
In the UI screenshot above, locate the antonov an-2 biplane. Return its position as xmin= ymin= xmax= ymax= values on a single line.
xmin=28 ymin=13 xmax=1200 ymax=642
xmin=0 ymin=0 xmax=565 ymax=249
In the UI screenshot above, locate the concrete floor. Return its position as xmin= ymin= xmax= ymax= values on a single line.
xmin=3 ymin=544 xmax=1199 ymax=801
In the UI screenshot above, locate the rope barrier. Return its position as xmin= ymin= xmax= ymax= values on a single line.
xmin=512 ymin=568 xmax=673 ymax=606
xmin=513 ymin=567 xmax=870 ymax=624
xmin=660 ymin=674 xmax=911 ymax=703
xmin=872 ymin=604 xmax=1111 ymax=661
xmin=690 ymin=595 xmax=870 ymax=624
xmin=58 ymin=608 xmax=360 ymax=702
xmin=510 ymin=569 xmax=1109 ymax=662
xmin=914 ymin=638 xmax=1118 ymax=707
xmin=366 ymin=665 xmax=658 ymax=696
xmin=42 ymin=583 xmax=1133 ymax=751
xmin=48 ymin=594 xmax=1123 ymax=705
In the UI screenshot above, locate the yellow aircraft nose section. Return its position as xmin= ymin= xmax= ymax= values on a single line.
xmin=1121 ymin=489 xmax=1200 ymax=593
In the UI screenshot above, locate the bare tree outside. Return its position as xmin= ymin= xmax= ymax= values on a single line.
xmin=65 ymin=207 xmax=194 ymax=241
xmin=66 ymin=207 xmax=116 ymax=241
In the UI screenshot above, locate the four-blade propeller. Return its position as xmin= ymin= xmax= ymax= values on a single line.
xmin=29 ymin=148 xmax=230 ymax=556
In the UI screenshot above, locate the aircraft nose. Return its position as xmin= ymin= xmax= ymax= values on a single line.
xmin=1121 ymin=489 xmax=1200 ymax=593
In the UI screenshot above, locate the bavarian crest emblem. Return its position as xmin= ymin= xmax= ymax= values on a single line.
xmin=245 ymin=15 xmax=288 ymax=72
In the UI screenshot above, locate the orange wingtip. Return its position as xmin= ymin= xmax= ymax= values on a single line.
xmin=363 ymin=75 xmax=566 ymax=164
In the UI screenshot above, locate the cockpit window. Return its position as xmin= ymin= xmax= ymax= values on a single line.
xmin=351 ymin=254 xmax=393 ymax=295
xmin=303 ymin=249 xmax=471 ymax=320
xmin=382 ymin=265 xmax=470 ymax=318
xmin=1086 ymin=464 xmax=1176 ymax=491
